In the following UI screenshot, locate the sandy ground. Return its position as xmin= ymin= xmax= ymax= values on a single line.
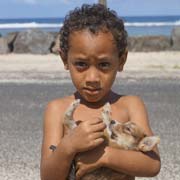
xmin=0 ymin=80 xmax=180 ymax=180
xmin=0 ymin=52 xmax=180 ymax=180
xmin=0 ymin=51 xmax=180 ymax=180
xmin=0 ymin=51 xmax=180 ymax=83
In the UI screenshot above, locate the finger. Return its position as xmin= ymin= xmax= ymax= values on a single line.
xmin=91 ymin=122 xmax=106 ymax=132
xmin=91 ymin=138 xmax=104 ymax=148
xmin=88 ymin=117 xmax=103 ymax=125
xmin=76 ymin=169 xmax=85 ymax=180
xmin=75 ymin=162 xmax=81 ymax=171
xmin=90 ymin=132 xmax=104 ymax=139
xmin=76 ymin=170 xmax=81 ymax=180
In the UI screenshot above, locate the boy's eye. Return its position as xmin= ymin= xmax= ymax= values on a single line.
xmin=74 ymin=61 xmax=88 ymax=69
xmin=98 ymin=62 xmax=111 ymax=70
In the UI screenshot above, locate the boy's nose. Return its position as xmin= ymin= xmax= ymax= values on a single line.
xmin=85 ymin=66 xmax=100 ymax=84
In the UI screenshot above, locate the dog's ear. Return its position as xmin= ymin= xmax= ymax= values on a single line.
xmin=64 ymin=99 xmax=80 ymax=129
xmin=101 ymin=102 xmax=111 ymax=126
xmin=138 ymin=136 xmax=160 ymax=152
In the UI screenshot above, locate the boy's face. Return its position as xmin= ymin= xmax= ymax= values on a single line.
xmin=61 ymin=30 xmax=127 ymax=104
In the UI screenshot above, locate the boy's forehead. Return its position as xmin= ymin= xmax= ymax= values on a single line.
xmin=70 ymin=29 xmax=112 ymax=37
xmin=67 ymin=30 xmax=119 ymax=59
xmin=68 ymin=30 xmax=116 ymax=48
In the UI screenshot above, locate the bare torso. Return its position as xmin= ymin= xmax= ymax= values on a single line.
xmin=62 ymin=94 xmax=136 ymax=180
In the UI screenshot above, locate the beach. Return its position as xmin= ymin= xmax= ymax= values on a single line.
xmin=0 ymin=51 xmax=180 ymax=83
xmin=1 ymin=4 xmax=180 ymax=180
xmin=0 ymin=51 xmax=180 ymax=180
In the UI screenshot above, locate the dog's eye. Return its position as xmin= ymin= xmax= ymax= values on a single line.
xmin=110 ymin=120 xmax=116 ymax=124
xmin=125 ymin=127 xmax=131 ymax=131
xmin=124 ymin=126 xmax=132 ymax=134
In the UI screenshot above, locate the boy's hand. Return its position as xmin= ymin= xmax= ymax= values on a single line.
xmin=65 ymin=118 xmax=106 ymax=154
xmin=75 ymin=144 xmax=106 ymax=179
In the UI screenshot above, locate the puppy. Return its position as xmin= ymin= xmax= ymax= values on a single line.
xmin=64 ymin=99 xmax=160 ymax=180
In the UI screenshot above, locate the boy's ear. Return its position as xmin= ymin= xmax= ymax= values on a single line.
xmin=118 ymin=49 xmax=128 ymax=72
xmin=58 ymin=49 xmax=69 ymax=70
xmin=138 ymin=136 xmax=160 ymax=152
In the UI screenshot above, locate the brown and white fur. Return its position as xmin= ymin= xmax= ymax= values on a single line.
xmin=64 ymin=99 xmax=160 ymax=180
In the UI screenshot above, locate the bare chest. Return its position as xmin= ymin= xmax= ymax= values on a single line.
xmin=72 ymin=105 xmax=129 ymax=123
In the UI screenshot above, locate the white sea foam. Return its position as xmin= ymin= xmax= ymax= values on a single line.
xmin=0 ymin=22 xmax=63 ymax=29
xmin=0 ymin=20 xmax=180 ymax=29
xmin=125 ymin=20 xmax=180 ymax=27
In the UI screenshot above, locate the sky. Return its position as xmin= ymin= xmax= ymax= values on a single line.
xmin=0 ymin=0 xmax=180 ymax=18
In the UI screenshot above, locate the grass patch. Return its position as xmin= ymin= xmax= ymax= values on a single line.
xmin=147 ymin=65 xmax=165 ymax=69
xmin=173 ymin=65 xmax=180 ymax=69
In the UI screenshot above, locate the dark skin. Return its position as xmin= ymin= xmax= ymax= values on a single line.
xmin=40 ymin=30 xmax=160 ymax=180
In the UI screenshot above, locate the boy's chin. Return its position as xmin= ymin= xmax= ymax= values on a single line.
xmin=75 ymin=91 xmax=110 ymax=105
xmin=82 ymin=94 xmax=108 ymax=105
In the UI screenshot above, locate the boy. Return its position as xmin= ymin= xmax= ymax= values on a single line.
xmin=40 ymin=4 xmax=161 ymax=180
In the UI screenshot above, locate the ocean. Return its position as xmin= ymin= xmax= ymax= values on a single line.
xmin=0 ymin=15 xmax=180 ymax=37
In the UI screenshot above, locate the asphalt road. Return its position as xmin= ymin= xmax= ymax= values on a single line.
xmin=0 ymin=77 xmax=180 ymax=180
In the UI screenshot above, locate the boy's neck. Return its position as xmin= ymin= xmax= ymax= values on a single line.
xmin=74 ymin=91 xmax=119 ymax=109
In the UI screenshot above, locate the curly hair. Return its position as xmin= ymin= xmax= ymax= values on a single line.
xmin=59 ymin=4 xmax=127 ymax=57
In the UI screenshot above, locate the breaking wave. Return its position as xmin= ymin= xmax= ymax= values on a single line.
xmin=0 ymin=20 xmax=180 ymax=29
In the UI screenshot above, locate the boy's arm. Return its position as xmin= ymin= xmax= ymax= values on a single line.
xmin=102 ymin=95 xmax=161 ymax=176
xmin=40 ymin=99 xmax=106 ymax=180
xmin=40 ymin=100 xmax=75 ymax=180
xmin=103 ymin=146 xmax=160 ymax=177
xmin=76 ymin=96 xmax=161 ymax=179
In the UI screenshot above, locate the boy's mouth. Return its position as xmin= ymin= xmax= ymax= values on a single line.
xmin=83 ymin=87 xmax=102 ymax=95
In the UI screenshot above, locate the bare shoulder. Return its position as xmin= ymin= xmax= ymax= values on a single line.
xmin=43 ymin=95 xmax=75 ymax=133
xmin=117 ymin=95 xmax=153 ymax=135
xmin=118 ymin=95 xmax=144 ymax=105
xmin=118 ymin=95 xmax=146 ymax=113
xmin=45 ymin=96 xmax=74 ymax=118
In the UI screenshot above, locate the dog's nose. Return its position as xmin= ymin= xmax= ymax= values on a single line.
xmin=75 ymin=120 xmax=82 ymax=125
xmin=110 ymin=120 xmax=116 ymax=124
